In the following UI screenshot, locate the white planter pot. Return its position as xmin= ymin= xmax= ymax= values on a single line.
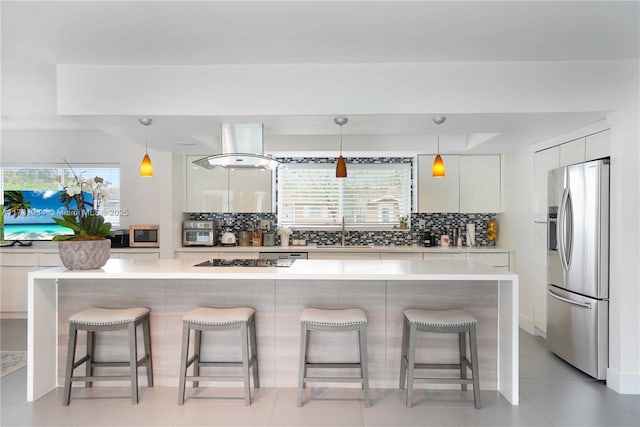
xmin=280 ymin=235 xmax=290 ymax=247
xmin=58 ymin=239 xmax=111 ymax=270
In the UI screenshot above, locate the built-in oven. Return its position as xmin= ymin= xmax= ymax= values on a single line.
xmin=183 ymin=221 xmax=218 ymax=247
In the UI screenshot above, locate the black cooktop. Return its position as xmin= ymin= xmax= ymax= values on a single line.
xmin=194 ymin=258 xmax=295 ymax=268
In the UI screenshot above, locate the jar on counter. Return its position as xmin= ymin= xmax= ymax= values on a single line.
xmin=486 ymin=220 xmax=498 ymax=242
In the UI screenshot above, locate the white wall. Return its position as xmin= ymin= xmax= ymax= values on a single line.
xmin=0 ymin=129 xmax=178 ymax=258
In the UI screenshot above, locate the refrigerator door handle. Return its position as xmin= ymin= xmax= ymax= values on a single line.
xmin=547 ymin=289 xmax=592 ymax=309
xmin=558 ymin=188 xmax=569 ymax=271
xmin=565 ymin=189 xmax=573 ymax=267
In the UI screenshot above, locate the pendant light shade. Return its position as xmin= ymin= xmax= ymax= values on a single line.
xmin=432 ymin=154 xmax=445 ymax=177
xmin=432 ymin=116 xmax=446 ymax=177
xmin=335 ymin=117 xmax=348 ymax=178
xmin=139 ymin=117 xmax=153 ymax=177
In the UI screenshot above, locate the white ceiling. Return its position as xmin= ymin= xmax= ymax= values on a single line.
xmin=2 ymin=1 xmax=638 ymax=154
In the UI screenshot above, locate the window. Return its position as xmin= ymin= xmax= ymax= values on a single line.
xmin=1 ymin=164 xmax=121 ymax=240
xmin=277 ymin=162 xmax=411 ymax=229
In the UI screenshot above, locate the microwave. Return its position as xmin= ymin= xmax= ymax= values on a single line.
xmin=129 ymin=225 xmax=159 ymax=248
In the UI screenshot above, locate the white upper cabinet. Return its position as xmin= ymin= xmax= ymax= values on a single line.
xmin=228 ymin=168 xmax=272 ymax=212
xmin=186 ymin=156 xmax=272 ymax=212
xmin=459 ymin=155 xmax=501 ymax=213
xmin=533 ymin=146 xmax=560 ymax=222
xmin=585 ymin=129 xmax=610 ymax=161
xmin=186 ymin=157 xmax=228 ymax=212
xmin=418 ymin=154 xmax=501 ymax=213
xmin=418 ymin=155 xmax=460 ymax=213
xmin=559 ymin=137 xmax=586 ymax=166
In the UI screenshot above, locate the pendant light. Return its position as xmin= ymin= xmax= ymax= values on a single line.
xmin=432 ymin=116 xmax=446 ymax=177
xmin=139 ymin=117 xmax=153 ymax=177
xmin=335 ymin=116 xmax=348 ymax=178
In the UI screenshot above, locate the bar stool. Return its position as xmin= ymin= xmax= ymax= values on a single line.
xmin=63 ymin=307 xmax=153 ymax=405
xmin=178 ymin=307 xmax=259 ymax=406
xmin=399 ymin=308 xmax=481 ymax=409
xmin=297 ymin=307 xmax=370 ymax=407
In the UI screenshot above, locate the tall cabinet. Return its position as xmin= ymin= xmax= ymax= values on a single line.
xmin=531 ymin=128 xmax=610 ymax=335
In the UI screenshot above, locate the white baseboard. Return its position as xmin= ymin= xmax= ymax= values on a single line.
xmin=0 ymin=312 xmax=27 ymax=320
xmin=519 ymin=315 xmax=535 ymax=335
xmin=607 ymin=368 xmax=640 ymax=394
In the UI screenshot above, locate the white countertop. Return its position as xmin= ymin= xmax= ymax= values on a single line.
xmin=30 ymin=258 xmax=516 ymax=281
xmin=176 ymin=245 xmax=510 ymax=253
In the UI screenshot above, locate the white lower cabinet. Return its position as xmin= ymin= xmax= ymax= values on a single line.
xmin=1 ymin=253 xmax=38 ymax=316
xmin=423 ymin=252 xmax=466 ymax=261
xmin=308 ymin=252 xmax=380 ymax=260
xmin=380 ymin=252 xmax=423 ymax=260
xmin=112 ymin=251 xmax=160 ymax=260
xmin=467 ymin=252 xmax=510 ymax=270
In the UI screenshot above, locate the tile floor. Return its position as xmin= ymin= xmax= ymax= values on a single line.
xmin=1 ymin=319 xmax=638 ymax=426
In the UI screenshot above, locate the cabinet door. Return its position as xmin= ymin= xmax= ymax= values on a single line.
xmin=467 ymin=252 xmax=510 ymax=270
xmin=309 ymin=252 xmax=379 ymax=260
xmin=418 ymin=155 xmax=459 ymax=213
xmin=0 ymin=266 xmax=34 ymax=313
xmin=459 ymin=155 xmax=501 ymax=213
xmin=380 ymin=252 xmax=423 ymax=260
xmin=533 ymin=146 xmax=560 ymax=222
xmin=585 ymin=129 xmax=610 ymax=161
xmin=559 ymin=138 xmax=586 ymax=166
xmin=186 ymin=156 xmax=229 ymax=212
xmin=228 ymin=169 xmax=272 ymax=213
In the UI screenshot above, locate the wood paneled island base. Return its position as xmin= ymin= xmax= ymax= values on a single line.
xmin=28 ymin=259 xmax=519 ymax=404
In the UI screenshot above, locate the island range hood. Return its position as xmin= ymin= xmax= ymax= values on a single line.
xmin=193 ymin=123 xmax=280 ymax=170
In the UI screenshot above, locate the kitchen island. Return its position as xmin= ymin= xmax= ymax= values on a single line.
xmin=28 ymin=258 xmax=518 ymax=404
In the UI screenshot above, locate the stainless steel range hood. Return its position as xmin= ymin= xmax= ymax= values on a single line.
xmin=193 ymin=123 xmax=279 ymax=170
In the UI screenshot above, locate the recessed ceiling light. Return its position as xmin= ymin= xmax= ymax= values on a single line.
xmin=175 ymin=141 xmax=197 ymax=146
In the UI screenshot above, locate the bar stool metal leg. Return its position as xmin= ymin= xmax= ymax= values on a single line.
xmin=297 ymin=323 xmax=308 ymax=407
xmin=128 ymin=320 xmax=139 ymax=405
xmin=470 ymin=324 xmax=481 ymax=409
xmin=178 ymin=322 xmax=190 ymax=405
xmin=459 ymin=331 xmax=467 ymax=391
xmin=359 ymin=324 xmax=371 ymax=407
xmin=143 ymin=316 xmax=154 ymax=387
xmin=399 ymin=315 xmax=409 ymax=390
xmin=63 ymin=323 xmax=78 ymax=406
xmin=249 ymin=315 xmax=260 ymax=389
xmin=85 ymin=330 xmax=94 ymax=388
xmin=406 ymin=322 xmax=417 ymax=408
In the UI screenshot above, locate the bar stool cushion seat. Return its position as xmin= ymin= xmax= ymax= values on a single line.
xmin=403 ymin=309 xmax=477 ymax=328
xmin=183 ymin=307 xmax=255 ymax=325
xmin=69 ymin=307 xmax=150 ymax=326
xmin=300 ymin=308 xmax=367 ymax=326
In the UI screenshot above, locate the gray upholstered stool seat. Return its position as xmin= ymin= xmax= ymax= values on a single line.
xmin=63 ymin=307 xmax=153 ymax=405
xmin=297 ymin=308 xmax=370 ymax=407
xmin=399 ymin=308 xmax=481 ymax=409
xmin=178 ymin=307 xmax=259 ymax=406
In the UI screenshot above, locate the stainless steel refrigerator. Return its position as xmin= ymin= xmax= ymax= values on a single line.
xmin=546 ymin=159 xmax=609 ymax=380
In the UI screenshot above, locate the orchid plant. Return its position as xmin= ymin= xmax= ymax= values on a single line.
xmin=52 ymin=163 xmax=113 ymax=241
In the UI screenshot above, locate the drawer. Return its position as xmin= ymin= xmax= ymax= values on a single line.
xmin=38 ymin=253 xmax=64 ymax=267
xmin=309 ymin=252 xmax=380 ymax=260
xmin=423 ymin=253 xmax=466 ymax=261
xmin=468 ymin=252 xmax=510 ymax=267
xmin=0 ymin=253 xmax=38 ymax=266
xmin=380 ymin=252 xmax=423 ymax=260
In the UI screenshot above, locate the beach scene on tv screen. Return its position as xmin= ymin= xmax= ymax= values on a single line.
xmin=3 ymin=190 xmax=91 ymax=241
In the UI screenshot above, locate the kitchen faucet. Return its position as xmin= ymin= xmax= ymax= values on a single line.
xmin=341 ymin=216 xmax=346 ymax=246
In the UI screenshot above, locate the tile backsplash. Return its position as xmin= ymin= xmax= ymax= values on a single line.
xmin=186 ymin=212 xmax=497 ymax=247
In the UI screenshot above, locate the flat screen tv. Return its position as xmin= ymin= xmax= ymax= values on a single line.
xmin=3 ymin=190 xmax=92 ymax=241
